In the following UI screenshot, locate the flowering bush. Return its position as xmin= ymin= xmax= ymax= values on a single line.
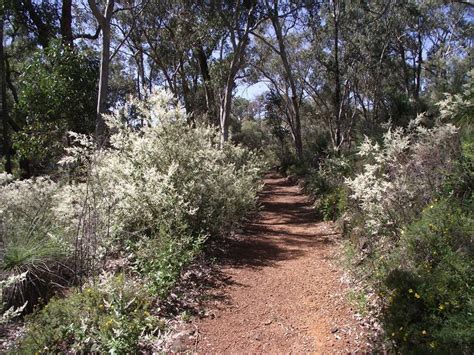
xmin=0 ymin=272 xmax=28 ymax=324
xmin=4 ymin=91 xmax=265 ymax=352
xmin=346 ymin=118 xmax=460 ymax=236
xmin=60 ymin=91 xmax=264 ymax=246
xmin=344 ymin=108 xmax=472 ymax=351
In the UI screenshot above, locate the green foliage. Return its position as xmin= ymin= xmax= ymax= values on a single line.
xmin=0 ymin=175 xmax=70 ymax=312
xmin=17 ymin=274 xmax=162 ymax=354
xmin=233 ymin=120 xmax=267 ymax=151
xmin=304 ymin=155 xmax=353 ymax=221
xmin=132 ymin=225 xmax=204 ymax=298
xmin=13 ymin=41 xmax=98 ymax=171
xmin=382 ymin=200 xmax=473 ymax=353
xmin=0 ymin=176 xmax=68 ymax=269
xmin=319 ymin=187 xmax=348 ymax=222
xmin=2 ymin=236 xmax=65 ymax=272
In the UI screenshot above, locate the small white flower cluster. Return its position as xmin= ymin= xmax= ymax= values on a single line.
xmin=437 ymin=69 xmax=473 ymax=125
xmin=346 ymin=117 xmax=459 ymax=236
xmin=0 ymin=272 xmax=28 ymax=324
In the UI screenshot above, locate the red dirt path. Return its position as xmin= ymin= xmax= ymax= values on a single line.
xmin=190 ymin=173 xmax=367 ymax=353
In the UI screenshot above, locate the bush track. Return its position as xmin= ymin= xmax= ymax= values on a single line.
xmin=189 ymin=173 xmax=368 ymax=353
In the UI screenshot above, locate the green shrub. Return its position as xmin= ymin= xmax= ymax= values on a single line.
xmin=320 ymin=187 xmax=348 ymax=221
xmin=132 ymin=225 xmax=204 ymax=298
xmin=17 ymin=274 xmax=162 ymax=354
xmin=303 ymin=155 xmax=353 ymax=221
xmin=13 ymin=41 xmax=97 ymax=172
xmin=382 ymin=200 xmax=473 ymax=353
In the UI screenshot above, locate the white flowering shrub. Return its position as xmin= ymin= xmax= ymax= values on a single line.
xmin=346 ymin=118 xmax=460 ymax=236
xmin=59 ymin=91 xmax=264 ymax=244
xmin=437 ymin=69 xmax=474 ymax=126
xmin=1 ymin=91 xmax=265 ymax=323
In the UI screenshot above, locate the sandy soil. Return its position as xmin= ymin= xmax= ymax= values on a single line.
xmin=186 ymin=173 xmax=368 ymax=354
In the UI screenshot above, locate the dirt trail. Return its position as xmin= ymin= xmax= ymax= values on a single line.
xmin=190 ymin=173 xmax=367 ymax=353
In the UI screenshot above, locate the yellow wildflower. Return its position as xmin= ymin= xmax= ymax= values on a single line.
xmin=408 ymin=289 xmax=413 ymax=294
xmin=422 ymin=330 xmax=427 ymax=335
xmin=415 ymin=293 xmax=421 ymax=299
xmin=439 ymin=304 xmax=445 ymax=310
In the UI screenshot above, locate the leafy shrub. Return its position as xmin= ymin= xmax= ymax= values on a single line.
xmin=437 ymin=69 xmax=474 ymax=126
xmin=303 ymin=155 xmax=353 ymax=221
xmin=320 ymin=187 xmax=348 ymax=221
xmin=344 ymin=114 xmax=473 ymax=351
xmin=59 ymin=91 xmax=264 ymax=244
xmin=17 ymin=274 xmax=162 ymax=354
xmin=13 ymin=42 xmax=98 ymax=172
xmin=382 ymin=200 xmax=473 ymax=353
xmin=132 ymin=225 xmax=204 ymax=297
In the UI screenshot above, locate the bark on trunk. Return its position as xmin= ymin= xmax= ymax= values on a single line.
xmin=61 ymin=0 xmax=73 ymax=47
xmin=270 ymin=2 xmax=303 ymax=159
xmin=332 ymin=0 xmax=342 ymax=151
xmin=415 ymin=31 xmax=423 ymax=101
xmin=88 ymin=0 xmax=114 ymax=145
xmin=195 ymin=46 xmax=217 ymax=126
xmin=23 ymin=0 xmax=51 ymax=48
xmin=1 ymin=10 xmax=12 ymax=173
xmin=219 ymin=82 xmax=233 ymax=147
xmin=96 ymin=23 xmax=110 ymax=143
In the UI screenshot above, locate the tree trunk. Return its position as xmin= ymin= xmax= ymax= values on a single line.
xmin=88 ymin=0 xmax=114 ymax=145
xmin=61 ymin=0 xmax=73 ymax=47
xmin=96 ymin=23 xmax=110 ymax=143
xmin=22 ymin=0 xmax=51 ymax=48
xmin=332 ymin=0 xmax=342 ymax=151
xmin=270 ymin=3 xmax=303 ymax=160
xmin=195 ymin=46 xmax=217 ymax=126
xmin=414 ymin=31 xmax=423 ymax=101
xmin=219 ymin=81 xmax=233 ymax=147
xmin=1 ymin=9 xmax=12 ymax=173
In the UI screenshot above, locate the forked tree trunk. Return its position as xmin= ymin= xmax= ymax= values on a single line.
xmin=269 ymin=1 xmax=303 ymax=160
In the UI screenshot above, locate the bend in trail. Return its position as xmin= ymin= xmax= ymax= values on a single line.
xmin=188 ymin=173 xmax=368 ymax=353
